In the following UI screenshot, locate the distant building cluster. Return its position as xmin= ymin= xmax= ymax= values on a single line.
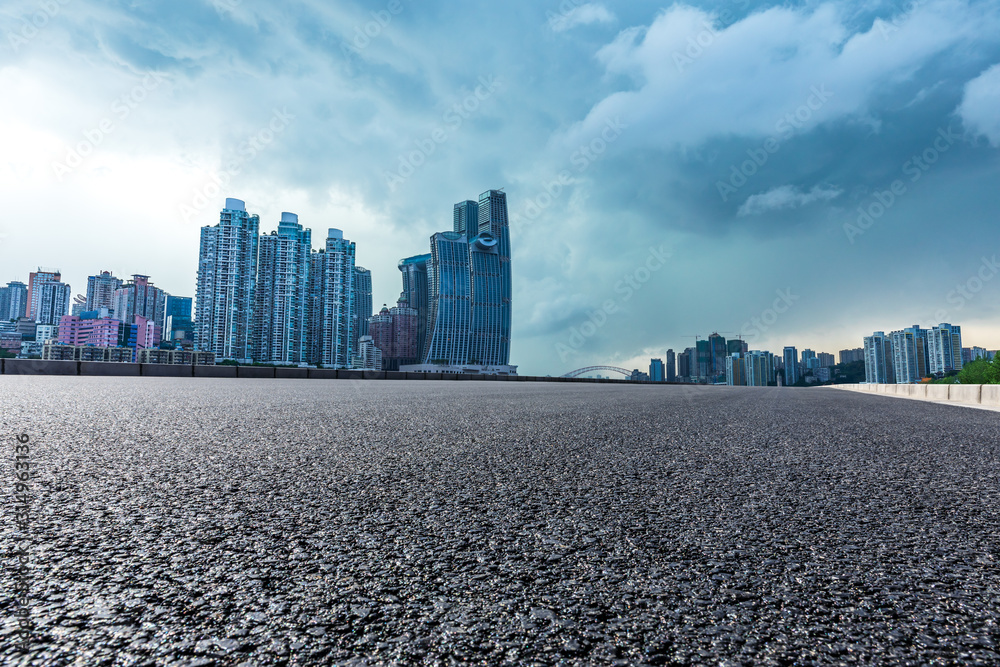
xmin=862 ymin=323 xmax=992 ymax=384
xmin=636 ymin=336 xmax=866 ymax=386
xmin=1 ymin=269 xmax=195 ymax=363
xmin=194 ymin=191 xmax=514 ymax=373
xmin=2 ymin=191 xmax=515 ymax=372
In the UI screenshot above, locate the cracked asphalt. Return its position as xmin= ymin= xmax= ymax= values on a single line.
xmin=2 ymin=378 xmax=999 ymax=666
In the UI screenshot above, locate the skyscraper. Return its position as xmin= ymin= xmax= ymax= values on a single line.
xmin=424 ymin=231 xmax=472 ymax=365
xmin=352 ymin=267 xmax=373 ymax=357
xmin=28 ymin=269 xmax=71 ymax=325
xmin=726 ymin=353 xmax=747 ymax=386
xmin=162 ymin=295 xmax=193 ymax=344
xmin=864 ymin=332 xmax=894 ymax=384
xmin=253 ymin=213 xmax=311 ymax=364
xmin=476 ymin=189 xmax=512 ymax=365
xmin=889 ymin=330 xmax=920 ymax=384
xmin=453 ymin=200 xmax=479 ymax=240
xmin=113 ymin=275 xmax=166 ymax=327
xmin=649 ymin=358 xmax=665 ymax=382
xmin=928 ymin=323 xmax=963 ymax=375
xmin=696 ymin=339 xmax=711 ymax=379
xmin=0 ymin=281 xmax=28 ymax=320
xmin=783 ymin=346 xmax=799 ymax=386
xmin=398 ymin=254 xmax=430 ymax=363
xmin=86 ymin=271 xmax=123 ymax=313
xmin=308 ymin=229 xmax=356 ymax=368
xmin=196 ymin=198 xmax=260 ymax=362
xmin=746 ymin=350 xmax=776 ymax=386
xmin=665 ymin=349 xmax=676 ymax=383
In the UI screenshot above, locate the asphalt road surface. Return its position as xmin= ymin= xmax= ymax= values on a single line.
xmin=2 ymin=378 xmax=999 ymax=666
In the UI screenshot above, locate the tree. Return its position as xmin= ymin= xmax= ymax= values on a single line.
xmin=957 ymin=358 xmax=991 ymax=384
xmin=987 ymin=354 xmax=1000 ymax=384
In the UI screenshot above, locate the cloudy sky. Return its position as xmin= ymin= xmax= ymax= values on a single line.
xmin=1 ymin=0 xmax=999 ymax=375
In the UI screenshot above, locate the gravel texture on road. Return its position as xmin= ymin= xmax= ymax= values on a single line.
xmin=2 ymin=378 xmax=999 ymax=666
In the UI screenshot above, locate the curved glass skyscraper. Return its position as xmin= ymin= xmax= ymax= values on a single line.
xmin=416 ymin=189 xmax=512 ymax=369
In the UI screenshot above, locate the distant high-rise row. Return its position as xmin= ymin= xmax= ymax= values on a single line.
xmin=195 ymin=199 xmax=368 ymax=368
xmin=863 ymin=323 xmax=963 ymax=384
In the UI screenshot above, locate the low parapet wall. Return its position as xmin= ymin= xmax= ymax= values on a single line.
xmin=0 ymin=358 xmax=655 ymax=384
xmin=830 ymin=383 xmax=1000 ymax=410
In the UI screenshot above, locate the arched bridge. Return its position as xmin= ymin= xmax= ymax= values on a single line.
xmin=562 ymin=366 xmax=633 ymax=378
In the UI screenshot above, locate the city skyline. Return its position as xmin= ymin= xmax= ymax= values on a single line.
xmin=2 ymin=0 xmax=999 ymax=374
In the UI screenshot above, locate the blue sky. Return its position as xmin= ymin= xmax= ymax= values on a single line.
xmin=1 ymin=0 xmax=999 ymax=374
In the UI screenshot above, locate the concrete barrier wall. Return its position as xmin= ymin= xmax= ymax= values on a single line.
xmin=832 ymin=383 xmax=1000 ymax=410
xmin=4 ymin=359 xmax=79 ymax=375
xmin=982 ymin=385 xmax=1000 ymax=407
xmin=80 ymin=362 xmax=140 ymax=376
xmin=142 ymin=364 xmax=194 ymax=377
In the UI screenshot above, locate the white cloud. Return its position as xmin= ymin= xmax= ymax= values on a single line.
xmin=737 ymin=185 xmax=842 ymax=216
xmin=550 ymin=4 xmax=615 ymax=33
xmin=564 ymin=0 xmax=1000 ymax=151
xmin=957 ymin=63 xmax=1000 ymax=147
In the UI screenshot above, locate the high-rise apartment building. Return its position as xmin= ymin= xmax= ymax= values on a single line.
xmin=665 ymin=349 xmax=676 ymax=383
xmin=783 ymin=346 xmax=799 ymax=386
xmin=196 ymin=199 xmax=260 ymax=362
xmin=86 ymin=271 xmax=123 ymax=313
xmin=726 ymin=353 xmax=747 ymax=386
xmin=864 ymin=332 xmax=894 ymax=384
xmin=352 ymin=267 xmax=373 ymax=357
xmin=0 ymin=281 xmax=28 ymax=320
xmin=253 ymin=213 xmax=311 ymax=364
xmin=308 ymin=229 xmax=356 ymax=368
xmin=368 ymin=300 xmax=419 ymax=371
xmin=817 ymin=352 xmax=835 ymax=368
xmin=113 ymin=275 xmax=166 ymax=327
xmin=889 ymin=330 xmax=920 ymax=384
xmin=28 ymin=269 xmax=71 ymax=325
xmin=746 ymin=350 xmax=776 ymax=386
xmin=928 ymin=323 xmax=963 ymax=375
xmin=839 ymin=348 xmax=864 ymax=364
